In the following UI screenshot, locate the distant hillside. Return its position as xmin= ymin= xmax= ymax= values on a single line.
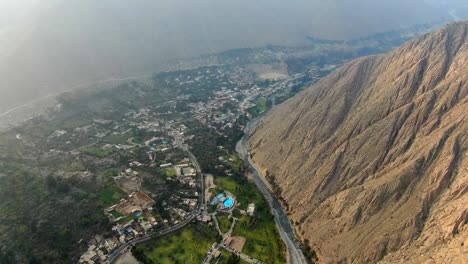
xmin=0 ymin=0 xmax=464 ymax=113
xmin=250 ymin=22 xmax=468 ymax=263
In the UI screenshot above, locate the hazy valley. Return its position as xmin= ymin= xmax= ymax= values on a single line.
xmin=1 ymin=0 xmax=467 ymax=113
xmin=0 ymin=1 xmax=467 ymax=264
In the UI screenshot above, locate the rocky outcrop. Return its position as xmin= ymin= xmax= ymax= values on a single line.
xmin=249 ymin=22 xmax=468 ymax=263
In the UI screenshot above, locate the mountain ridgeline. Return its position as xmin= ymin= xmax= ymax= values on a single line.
xmin=249 ymin=22 xmax=467 ymax=263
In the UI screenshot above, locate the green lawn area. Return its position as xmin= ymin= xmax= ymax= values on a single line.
xmin=247 ymin=97 xmax=270 ymax=117
xmin=229 ymin=155 xmax=244 ymax=173
xmin=100 ymin=168 xmax=120 ymax=178
xmin=255 ymin=98 xmax=268 ymax=113
xmin=164 ymin=168 xmax=176 ymax=177
xmin=117 ymin=215 xmax=134 ymax=224
xmin=83 ymin=146 xmax=114 ymax=158
xmin=136 ymin=224 xmax=219 ymax=264
xmin=103 ymin=134 xmax=128 ymax=144
xmin=234 ymin=213 xmax=285 ymax=264
xmin=214 ymin=249 xmax=249 ymax=264
xmin=97 ymin=185 xmax=126 ymax=207
xmin=214 ymin=177 xmax=238 ymax=195
xmin=214 ymin=176 xmax=286 ymax=264
xmin=59 ymin=117 xmax=91 ymax=130
xmin=214 ymin=176 xmax=263 ymax=210
xmin=217 ymin=214 xmax=233 ymax=234
xmin=111 ymin=210 xmax=124 ymax=218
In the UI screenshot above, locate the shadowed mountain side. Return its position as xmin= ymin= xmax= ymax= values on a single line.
xmin=250 ymin=22 xmax=468 ymax=263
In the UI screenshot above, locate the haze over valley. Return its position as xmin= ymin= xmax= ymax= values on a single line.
xmin=1 ymin=0 xmax=468 ymax=113
xmin=0 ymin=1 xmax=467 ymax=264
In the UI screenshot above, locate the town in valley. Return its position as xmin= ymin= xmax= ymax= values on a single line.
xmin=0 ymin=30 xmax=432 ymax=264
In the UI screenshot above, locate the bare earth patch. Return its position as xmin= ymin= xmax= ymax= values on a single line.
xmin=225 ymin=236 xmax=246 ymax=252
xmin=248 ymin=63 xmax=289 ymax=80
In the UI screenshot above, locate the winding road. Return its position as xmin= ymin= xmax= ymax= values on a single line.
xmin=108 ymin=131 xmax=204 ymax=264
xmin=107 ymin=213 xmax=197 ymax=263
xmin=109 ymin=119 xmax=307 ymax=264
xmin=236 ymin=119 xmax=308 ymax=264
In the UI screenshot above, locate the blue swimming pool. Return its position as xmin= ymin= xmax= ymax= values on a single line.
xmin=223 ymin=197 xmax=234 ymax=208
xmin=134 ymin=211 xmax=142 ymax=217
xmin=216 ymin=193 xmax=224 ymax=199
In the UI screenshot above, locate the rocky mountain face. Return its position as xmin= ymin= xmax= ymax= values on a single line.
xmin=249 ymin=22 xmax=467 ymax=263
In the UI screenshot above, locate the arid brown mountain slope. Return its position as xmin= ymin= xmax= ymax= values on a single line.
xmin=250 ymin=22 xmax=468 ymax=263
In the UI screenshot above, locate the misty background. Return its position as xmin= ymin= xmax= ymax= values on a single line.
xmin=0 ymin=0 xmax=467 ymax=113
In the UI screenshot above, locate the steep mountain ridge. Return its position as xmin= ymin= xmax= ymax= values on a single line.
xmin=249 ymin=22 xmax=467 ymax=263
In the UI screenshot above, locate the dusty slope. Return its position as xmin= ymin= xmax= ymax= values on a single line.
xmin=250 ymin=22 xmax=468 ymax=263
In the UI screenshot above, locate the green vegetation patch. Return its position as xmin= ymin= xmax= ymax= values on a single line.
xmin=97 ymin=185 xmax=126 ymax=207
xmin=100 ymin=168 xmax=120 ymax=178
xmin=111 ymin=210 xmax=124 ymax=219
xmin=214 ymin=177 xmax=238 ymax=195
xmin=0 ymin=173 xmax=111 ymax=263
xmin=134 ymin=224 xmax=219 ymax=264
xmin=247 ymin=97 xmax=270 ymax=117
xmin=117 ymin=215 xmax=134 ymax=224
xmin=103 ymin=134 xmax=128 ymax=144
xmin=59 ymin=116 xmax=91 ymax=130
xmin=214 ymin=176 xmax=285 ymax=264
xmin=83 ymin=146 xmax=114 ymax=158
xmin=255 ymin=98 xmax=268 ymax=113
xmin=207 ymin=204 xmax=217 ymax=214
xmin=164 ymin=168 xmax=176 ymax=177
xmin=229 ymin=155 xmax=244 ymax=173
xmin=217 ymin=214 xmax=233 ymax=234
xmin=214 ymin=176 xmax=262 ymax=210
xmin=234 ymin=213 xmax=285 ymax=264
xmin=214 ymin=249 xmax=249 ymax=264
